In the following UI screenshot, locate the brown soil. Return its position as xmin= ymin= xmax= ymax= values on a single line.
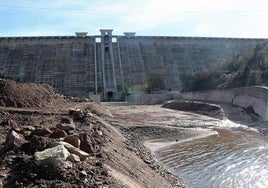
xmin=0 ymin=102 xmax=112 ymax=188
xmin=0 ymin=78 xmax=67 ymax=108
xmin=0 ymin=79 xmax=186 ymax=188
xmin=2 ymin=78 xmax=265 ymax=187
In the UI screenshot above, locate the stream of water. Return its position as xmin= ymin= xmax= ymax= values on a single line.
xmin=108 ymin=105 xmax=268 ymax=187
xmin=154 ymin=125 xmax=268 ymax=188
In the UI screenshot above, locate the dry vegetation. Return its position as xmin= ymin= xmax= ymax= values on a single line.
xmin=192 ymin=43 xmax=268 ymax=91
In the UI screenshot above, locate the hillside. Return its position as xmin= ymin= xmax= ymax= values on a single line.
xmin=0 ymin=78 xmax=183 ymax=187
xmin=192 ymin=42 xmax=268 ymax=91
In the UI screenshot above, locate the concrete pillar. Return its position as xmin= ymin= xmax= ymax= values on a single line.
xmin=94 ymin=39 xmax=98 ymax=94
xmin=117 ymin=39 xmax=125 ymax=92
xmin=99 ymin=29 xmax=117 ymax=101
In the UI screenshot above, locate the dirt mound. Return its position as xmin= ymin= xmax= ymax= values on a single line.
xmin=162 ymin=100 xmax=225 ymax=119
xmin=0 ymin=78 xmax=66 ymax=108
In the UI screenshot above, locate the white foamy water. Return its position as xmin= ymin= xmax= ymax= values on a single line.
xmin=216 ymin=119 xmax=258 ymax=131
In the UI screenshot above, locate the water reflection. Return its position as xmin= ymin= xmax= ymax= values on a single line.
xmin=155 ymin=128 xmax=268 ymax=188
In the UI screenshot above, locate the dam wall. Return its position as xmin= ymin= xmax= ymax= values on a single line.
xmin=182 ymin=86 xmax=268 ymax=120
xmin=0 ymin=30 xmax=267 ymax=101
xmin=118 ymin=36 xmax=266 ymax=93
xmin=0 ymin=36 xmax=97 ymax=97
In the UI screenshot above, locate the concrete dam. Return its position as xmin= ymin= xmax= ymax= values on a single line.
xmin=0 ymin=29 xmax=267 ymax=101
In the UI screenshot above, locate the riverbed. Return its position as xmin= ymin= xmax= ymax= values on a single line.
xmin=152 ymin=125 xmax=268 ymax=188
xmin=106 ymin=104 xmax=268 ymax=188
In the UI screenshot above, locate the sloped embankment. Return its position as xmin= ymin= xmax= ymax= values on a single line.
xmin=162 ymin=100 xmax=225 ymax=120
xmin=0 ymin=78 xmax=183 ymax=187
xmin=0 ymin=78 xmax=66 ymax=108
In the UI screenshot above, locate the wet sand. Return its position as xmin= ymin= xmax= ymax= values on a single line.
xmin=104 ymin=102 xmax=266 ymax=187
xmin=104 ymin=104 xmax=224 ymax=187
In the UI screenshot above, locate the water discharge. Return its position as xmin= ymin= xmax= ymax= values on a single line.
xmin=107 ymin=104 xmax=268 ymax=187
xmin=154 ymin=126 xmax=268 ymax=188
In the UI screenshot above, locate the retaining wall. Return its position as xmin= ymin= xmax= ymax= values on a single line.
xmin=182 ymin=86 xmax=268 ymax=120
xmin=127 ymin=93 xmax=181 ymax=105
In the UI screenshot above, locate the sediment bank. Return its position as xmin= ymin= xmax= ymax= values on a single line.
xmin=104 ymin=100 xmax=268 ymax=187
xmin=1 ymin=80 xmax=266 ymax=188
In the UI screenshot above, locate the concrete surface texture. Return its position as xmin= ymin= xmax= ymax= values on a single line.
xmin=0 ymin=29 xmax=267 ymax=101
xmin=182 ymin=86 xmax=268 ymax=120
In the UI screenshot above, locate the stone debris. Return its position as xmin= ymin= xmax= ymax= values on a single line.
xmin=56 ymin=117 xmax=76 ymax=131
xmin=60 ymin=117 xmax=73 ymax=124
xmin=64 ymin=135 xmax=80 ymax=148
xmin=97 ymin=130 xmax=103 ymax=136
xmin=69 ymin=109 xmax=87 ymax=121
xmin=79 ymin=132 xmax=96 ymax=154
xmin=30 ymin=128 xmax=52 ymax=137
xmin=0 ymin=79 xmax=110 ymax=187
xmin=1 ymin=111 xmax=108 ymax=187
xmin=34 ymin=144 xmax=72 ymax=168
xmin=49 ymin=130 xmax=68 ymax=138
xmin=23 ymin=125 xmax=36 ymax=131
xmin=4 ymin=130 xmax=26 ymax=148
xmin=49 ymin=141 xmax=90 ymax=161
xmin=56 ymin=123 xmax=75 ymax=132
xmin=30 ymin=135 xmax=50 ymax=151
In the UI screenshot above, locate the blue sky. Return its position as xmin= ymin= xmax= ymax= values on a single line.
xmin=0 ymin=0 xmax=268 ymax=38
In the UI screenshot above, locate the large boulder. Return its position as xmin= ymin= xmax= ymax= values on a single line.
xmin=49 ymin=141 xmax=90 ymax=161
xmin=34 ymin=144 xmax=72 ymax=168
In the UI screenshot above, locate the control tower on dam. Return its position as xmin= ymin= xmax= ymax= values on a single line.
xmin=0 ymin=29 xmax=267 ymax=101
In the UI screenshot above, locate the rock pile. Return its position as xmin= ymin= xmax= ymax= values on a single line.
xmin=0 ymin=108 xmax=109 ymax=187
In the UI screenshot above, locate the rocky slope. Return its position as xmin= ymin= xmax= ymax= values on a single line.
xmin=0 ymin=104 xmax=109 ymax=187
xmin=192 ymin=42 xmax=268 ymax=90
xmin=0 ymin=79 xmax=183 ymax=187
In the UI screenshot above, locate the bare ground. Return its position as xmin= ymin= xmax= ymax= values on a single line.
xmin=102 ymin=101 xmax=267 ymax=187
xmin=102 ymin=104 xmax=223 ymax=187
xmin=1 ymin=78 xmax=266 ymax=187
xmin=1 ymin=100 xmax=265 ymax=187
xmin=0 ymin=78 xmax=187 ymax=187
